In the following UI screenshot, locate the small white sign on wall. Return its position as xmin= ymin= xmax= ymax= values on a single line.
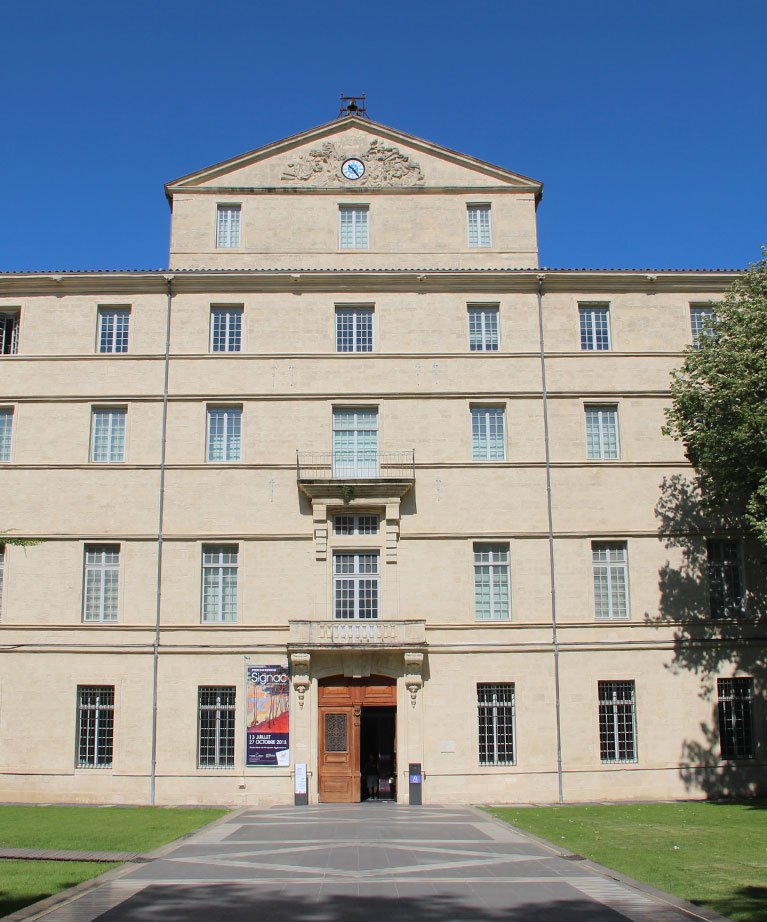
xmin=439 ymin=740 xmax=456 ymax=753
xmin=295 ymin=762 xmax=308 ymax=795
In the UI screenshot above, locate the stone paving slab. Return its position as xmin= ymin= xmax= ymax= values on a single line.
xmin=17 ymin=804 xmax=732 ymax=922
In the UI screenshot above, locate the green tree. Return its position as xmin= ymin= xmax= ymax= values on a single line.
xmin=665 ymin=252 xmax=767 ymax=546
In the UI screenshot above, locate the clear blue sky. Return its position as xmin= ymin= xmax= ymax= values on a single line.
xmin=1 ymin=0 xmax=764 ymax=271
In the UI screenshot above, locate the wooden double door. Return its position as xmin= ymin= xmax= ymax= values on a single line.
xmin=318 ymin=675 xmax=397 ymax=803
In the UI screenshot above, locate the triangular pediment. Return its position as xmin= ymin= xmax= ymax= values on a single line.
xmin=165 ymin=117 xmax=542 ymax=196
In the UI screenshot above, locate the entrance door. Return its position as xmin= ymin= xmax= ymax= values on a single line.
xmin=318 ymin=676 xmax=396 ymax=803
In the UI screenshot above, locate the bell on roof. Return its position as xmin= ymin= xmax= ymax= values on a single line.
xmin=338 ymin=95 xmax=368 ymax=119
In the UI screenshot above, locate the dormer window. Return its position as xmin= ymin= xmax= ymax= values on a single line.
xmin=216 ymin=205 xmax=241 ymax=248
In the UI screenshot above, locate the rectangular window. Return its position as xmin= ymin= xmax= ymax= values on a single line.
xmin=474 ymin=544 xmax=510 ymax=621
xmin=198 ymin=686 xmax=236 ymax=768
xmin=585 ymin=405 xmax=620 ymax=460
xmin=0 ymin=408 xmax=13 ymax=462
xmin=592 ymin=542 xmax=629 ymax=620
xmin=707 ymin=539 xmax=744 ymax=618
xmin=210 ymin=307 xmax=243 ymax=353
xmin=83 ymin=545 xmax=120 ymax=623
xmin=471 ymin=406 xmax=505 ymax=461
xmin=579 ymin=305 xmax=611 ymax=351
xmin=97 ymin=307 xmax=130 ymax=354
xmin=202 ymin=545 xmax=238 ymax=623
xmin=76 ymin=685 xmax=114 ymax=768
xmin=332 ymin=408 xmax=378 ymax=477
xmin=0 ymin=311 xmax=20 ymax=355
xmin=467 ymin=204 xmax=491 ymax=247
xmin=336 ymin=307 xmax=373 ymax=352
xmin=333 ymin=514 xmax=379 ymax=535
xmin=216 ymin=204 xmax=241 ymax=248
xmin=207 ymin=406 xmax=241 ymax=462
xmin=334 ymin=552 xmax=379 ymax=619
xmin=718 ymin=678 xmax=754 ymax=759
xmin=598 ymin=681 xmax=637 ymax=763
xmin=468 ymin=305 xmax=499 ymax=351
xmin=91 ymin=408 xmax=126 ymax=463
xmin=690 ymin=305 xmax=715 ymax=349
xmin=477 ymin=683 xmax=515 ymax=765
xmin=339 ymin=205 xmax=369 ymax=249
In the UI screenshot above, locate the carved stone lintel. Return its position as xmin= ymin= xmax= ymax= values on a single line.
xmin=404 ymin=651 xmax=424 ymax=708
xmin=290 ymin=652 xmax=311 ymax=709
xmin=282 ymin=139 xmax=424 ymax=187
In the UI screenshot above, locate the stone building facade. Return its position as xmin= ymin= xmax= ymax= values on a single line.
xmin=0 ymin=112 xmax=764 ymax=805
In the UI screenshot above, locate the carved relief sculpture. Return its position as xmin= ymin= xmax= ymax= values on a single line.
xmin=282 ymin=140 xmax=424 ymax=187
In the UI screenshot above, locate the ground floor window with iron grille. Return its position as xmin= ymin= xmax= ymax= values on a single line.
xmin=718 ymin=678 xmax=754 ymax=759
xmin=598 ymin=681 xmax=637 ymax=763
xmin=76 ymin=685 xmax=114 ymax=768
xmin=198 ymin=686 xmax=236 ymax=768
xmin=477 ymin=683 xmax=515 ymax=765
xmin=334 ymin=552 xmax=379 ymax=619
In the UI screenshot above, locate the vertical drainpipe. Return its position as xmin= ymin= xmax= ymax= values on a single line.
xmin=150 ymin=274 xmax=174 ymax=806
xmin=536 ymin=274 xmax=565 ymax=804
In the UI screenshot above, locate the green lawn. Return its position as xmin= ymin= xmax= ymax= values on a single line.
xmin=0 ymin=805 xmax=227 ymax=852
xmin=0 ymin=861 xmax=119 ymax=918
xmin=488 ymin=801 xmax=767 ymax=922
xmin=0 ymin=805 xmax=228 ymax=918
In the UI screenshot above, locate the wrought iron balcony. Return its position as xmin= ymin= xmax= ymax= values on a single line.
xmin=288 ymin=619 xmax=426 ymax=649
xmin=296 ymin=451 xmax=415 ymax=499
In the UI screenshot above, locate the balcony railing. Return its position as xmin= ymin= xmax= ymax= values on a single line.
xmin=289 ymin=619 xmax=426 ymax=648
xmin=296 ymin=451 xmax=415 ymax=482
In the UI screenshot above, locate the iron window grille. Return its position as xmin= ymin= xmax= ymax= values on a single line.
xmin=216 ymin=205 xmax=241 ymax=248
xmin=0 ymin=544 xmax=4 ymax=615
xmin=91 ymin=408 xmax=126 ymax=463
xmin=585 ymin=405 xmax=620 ymax=460
xmin=468 ymin=306 xmax=499 ymax=351
xmin=717 ymin=678 xmax=754 ymax=760
xmin=97 ymin=307 xmax=130 ymax=354
xmin=592 ymin=542 xmax=629 ymax=620
xmin=707 ymin=539 xmax=744 ymax=618
xmin=477 ymin=683 xmax=515 ymax=765
xmin=467 ymin=205 xmax=492 ymax=248
xmin=0 ymin=408 xmax=13 ymax=462
xmin=471 ymin=406 xmax=505 ymax=461
xmin=579 ymin=305 xmax=611 ymax=351
xmin=336 ymin=307 xmax=373 ymax=352
xmin=207 ymin=406 xmax=242 ymax=462
xmin=201 ymin=546 xmax=238 ymax=623
xmin=210 ymin=307 xmax=243 ymax=352
xmin=690 ymin=305 xmax=715 ymax=349
xmin=334 ymin=552 xmax=379 ymax=619
xmin=76 ymin=685 xmax=115 ymax=768
xmin=598 ymin=681 xmax=637 ymax=763
xmin=0 ymin=311 xmax=19 ymax=355
xmin=333 ymin=514 xmax=380 ymax=535
xmin=339 ymin=206 xmax=369 ymax=249
xmin=83 ymin=545 xmax=120 ymax=622
xmin=474 ymin=544 xmax=511 ymax=621
xmin=198 ymin=686 xmax=236 ymax=768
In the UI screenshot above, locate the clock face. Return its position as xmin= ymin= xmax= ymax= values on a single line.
xmin=341 ymin=158 xmax=365 ymax=180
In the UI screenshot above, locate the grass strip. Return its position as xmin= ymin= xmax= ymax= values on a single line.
xmin=0 ymin=806 xmax=227 ymax=853
xmin=0 ymin=860 xmax=120 ymax=918
xmin=487 ymin=801 xmax=767 ymax=922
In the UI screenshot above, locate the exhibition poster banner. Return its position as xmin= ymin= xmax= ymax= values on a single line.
xmin=246 ymin=665 xmax=290 ymax=766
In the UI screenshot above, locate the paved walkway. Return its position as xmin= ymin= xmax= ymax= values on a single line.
xmin=25 ymin=805 xmax=727 ymax=922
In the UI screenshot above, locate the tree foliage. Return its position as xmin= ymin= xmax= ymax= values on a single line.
xmin=665 ymin=253 xmax=767 ymax=546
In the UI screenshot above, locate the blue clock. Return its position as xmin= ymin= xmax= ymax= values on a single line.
xmin=341 ymin=158 xmax=365 ymax=180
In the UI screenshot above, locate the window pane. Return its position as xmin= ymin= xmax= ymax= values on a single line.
xmin=708 ymin=540 xmax=744 ymax=618
xmin=718 ymin=678 xmax=754 ymax=759
xmin=468 ymin=205 xmax=491 ymax=247
xmin=207 ymin=407 xmax=241 ymax=462
xmin=585 ymin=406 xmax=619 ymax=460
xmin=333 ymin=552 xmax=379 ymax=619
xmin=0 ymin=409 xmax=13 ymax=462
xmin=0 ymin=312 xmax=20 ymax=355
xmin=592 ymin=543 xmax=629 ymax=619
xmin=477 ymin=683 xmax=515 ymax=765
xmin=598 ymin=681 xmax=637 ymax=762
xmin=579 ymin=306 xmax=610 ymax=351
xmin=211 ymin=307 xmax=243 ymax=352
xmin=471 ymin=407 xmax=505 ymax=460
xmin=77 ymin=685 xmax=115 ymax=767
xmin=336 ymin=308 xmax=373 ymax=352
xmin=468 ymin=307 xmax=499 ymax=351
xmin=202 ymin=546 xmax=238 ymax=622
xmin=474 ymin=544 xmax=510 ymax=620
xmin=339 ymin=207 xmax=368 ymax=249
xmin=690 ymin=305 xmax=715 ymax=349
xmin=83 ymin=545 xmax=120 ymax=622
xmin=198 ymin=686 xmax=236 ymax=767
xmin=216 ymin=205 xmax=241 ymax=248
xmin=91 ymin=409 xmax=126 ymax=462
xmin=98 ymin=308 xmax=130 ymax=354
